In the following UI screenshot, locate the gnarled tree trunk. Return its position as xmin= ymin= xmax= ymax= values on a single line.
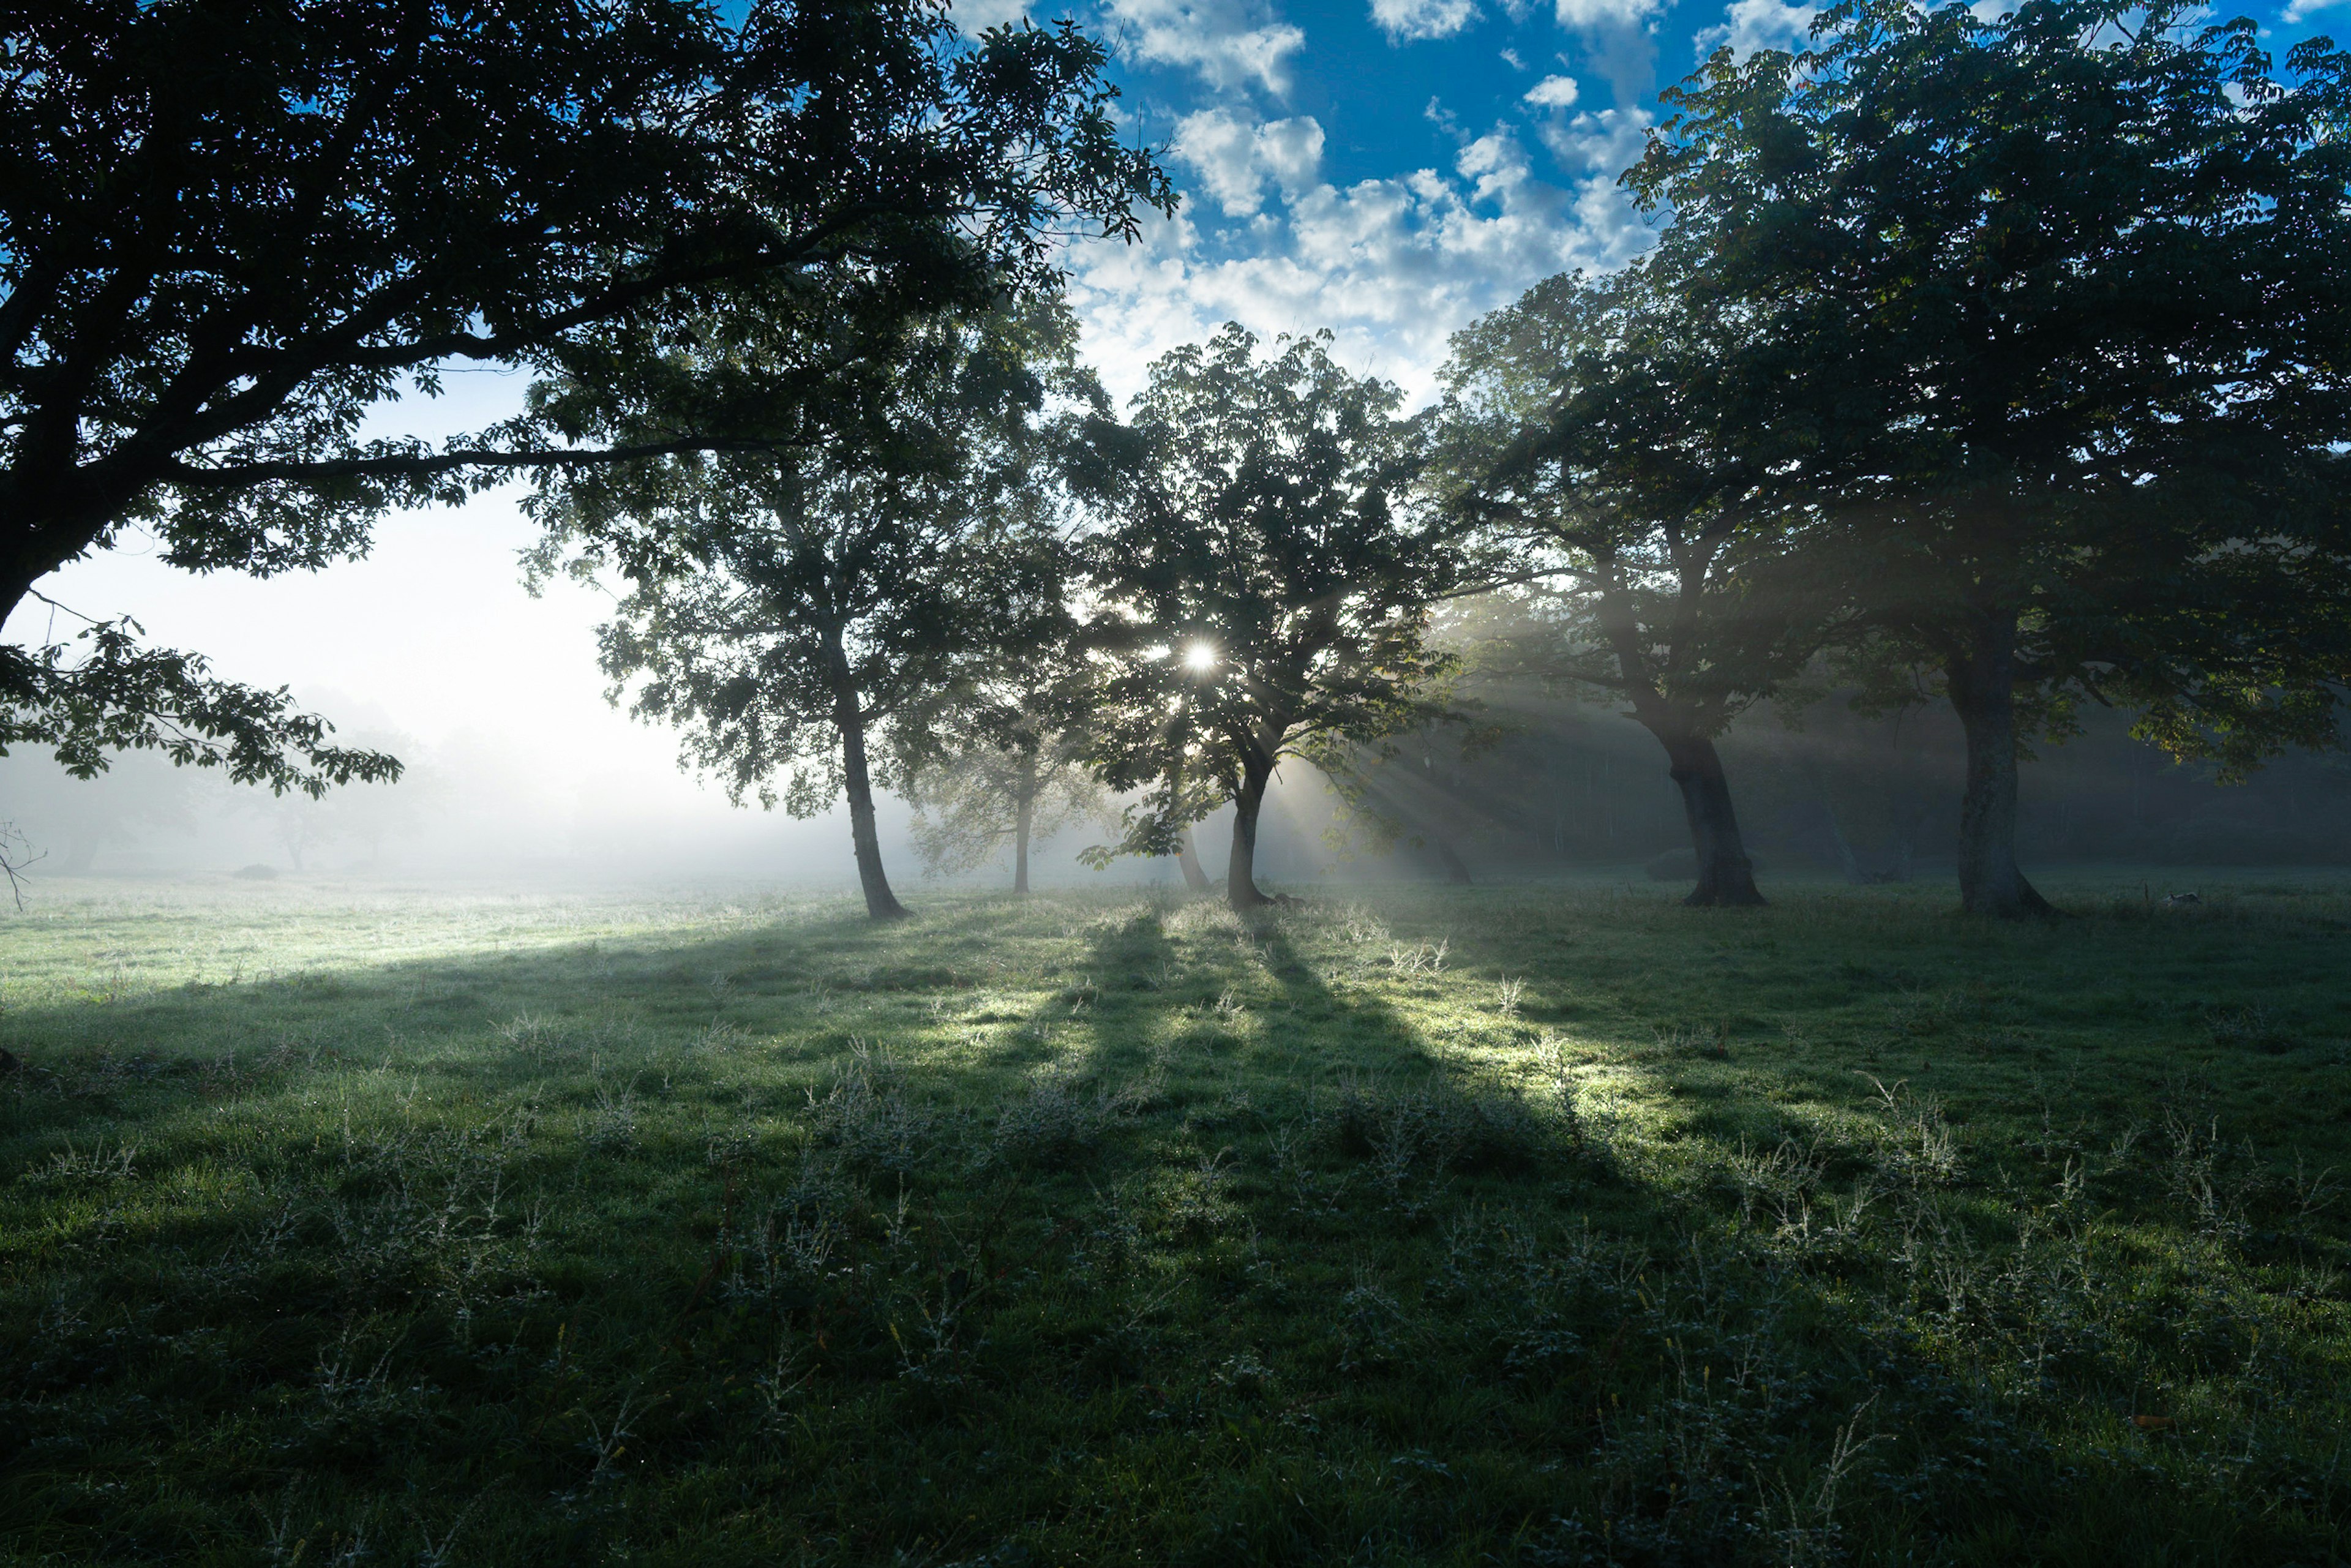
xmin=1226 ymin=753 xmax=1275 ymax=911
xmin=1946 ymin=613 xmax=2055 ymax=918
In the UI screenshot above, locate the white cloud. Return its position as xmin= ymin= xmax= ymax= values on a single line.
xmin=1065 ymin=127 xmax=1652 ymax=407
xmin=2282 ymin=0 xmax=2341 ymax=16
xmin=948 ymin=0 xmax=1039 ymax=29
xmin=1104 ymin=0 xmax=1306 ymax=95
xmin=1534 ymin=104 xmax=1651 ymax=180
xmin=1523 ymin=73 xmax=1581 ymax=109
xmin=1174 ymin=111 xmax=1325 ymax=217
xmin=1694 ymin=0 xmax=1818 ymax=58
xmin=1551 ymin=0 xmax=1662 ymax=32
xmin=1369 ymin=0 xmax=1479 ymax=40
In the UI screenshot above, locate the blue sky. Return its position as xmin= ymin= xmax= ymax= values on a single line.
xmin=972 ymin=0 xmax=2351 ymax=400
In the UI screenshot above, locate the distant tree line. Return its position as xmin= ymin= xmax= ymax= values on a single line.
xmin=6 ymin=0 xmax=2348 ymax=920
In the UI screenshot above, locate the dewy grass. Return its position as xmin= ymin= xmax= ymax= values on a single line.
xmin=2 ymin=871 xmax=2349 ymax=1564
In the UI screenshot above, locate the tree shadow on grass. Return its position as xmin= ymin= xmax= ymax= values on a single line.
xmin=2 ymin=890 xmax=2345 ymax=1566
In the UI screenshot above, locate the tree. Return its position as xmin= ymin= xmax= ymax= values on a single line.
xmin=1433 ymin=269 xmax=1836 ymax=906
xmin=527 ymin=297 xmax=1089 ymax=918
xmin=232 ymin=727 xmax=439 ymax=870
xmin=2 ymin=0 xmax=1168 ymax=784
xmin=0 ymin=746 xmax=197 ymax=872
xmin=1174 ymin=828 xmax=1214 ymax=893
xmin=1073 ymin=326 xmax=1465 ymax=912
xmin=904 ymin=708 xmax=1108 ymax=893
xmin=1633 ymin=0 xmax=2351 ymax=914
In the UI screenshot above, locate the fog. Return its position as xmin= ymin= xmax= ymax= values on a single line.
xmin=6 ymin=370 xmax=2344 ymax=901
xmin=6 ymin=639 xmax=2343 ymax=897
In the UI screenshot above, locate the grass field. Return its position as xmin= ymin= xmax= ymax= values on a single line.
xmin=3 ymin=871 xmax=2349 ymax=1566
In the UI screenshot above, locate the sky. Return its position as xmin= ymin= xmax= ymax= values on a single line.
xmin=5 ymin=0 xmax=2345 ymax=879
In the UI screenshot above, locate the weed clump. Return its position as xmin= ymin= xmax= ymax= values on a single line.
xmin=1321 ymin=1071 xmax=1549 ymax=1192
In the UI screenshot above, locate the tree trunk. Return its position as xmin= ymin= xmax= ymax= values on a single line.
xmin=60 ymin=832 xmax=97 ymax=874
xmin=830 ymin=665 xmax=908 ymax=921
xmin=1946 ymin=615 xmax=2055 ymax=918
xmin=1660 ymin=731 xmax=1766 ymax=907
xmin=1177 ymin=828 xmax=1210 ymax=892
xmin=1589 ymin=563 xmax=1764 ymax=909
xmin=1431 ymin=831 xmax=1472 ymax=886
xmin=1801 ymin=759 xmax=1862 ymax=884
xmin=1013 ymin=752 xmax=1035 ymax=896
xmin=1226 ymin=756 xmax=1274 ymax=911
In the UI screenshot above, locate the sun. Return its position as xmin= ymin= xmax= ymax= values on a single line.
xmin=1183 ymin=642 xmax=1218 ymax=673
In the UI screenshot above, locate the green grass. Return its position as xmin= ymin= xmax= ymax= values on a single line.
xmin=4 ymin=871 xmax=2350 ymax=1566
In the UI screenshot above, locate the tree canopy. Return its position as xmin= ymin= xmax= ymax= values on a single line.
xmin=1627 ymin=0 xmax=2351 ymax=913
xmin=526 ymin=295 xmax=1090 ymax=918
xmin=1434 ymin=266 xmax=1838 ymax=905
xmin=1073 ymin=325 xmax=1465 ymax=910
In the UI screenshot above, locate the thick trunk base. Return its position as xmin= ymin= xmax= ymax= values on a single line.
xmin=1949 ymin=621 xmax=2060 ymax=920
xmin=1227 ymin=765 xmax=1272 ymax=913
xmin=834 ymin=686 xmax=907 ymax=921
xmin=1662 ymin=733 xmax=1766 ymax=908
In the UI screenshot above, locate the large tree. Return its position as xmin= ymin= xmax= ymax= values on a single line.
xmin=526 ymin=297 xmax=1089 ymax=918
xmin=1073 ymin=326 xmax=1466 ymax=912
xmin=1433 ymin=268 xmax=1836 ymax=906
xmin=1 ymin=0 xmax=1166 ymax=789
xmin=1634 ymin=0 xmax=2351 ymax=915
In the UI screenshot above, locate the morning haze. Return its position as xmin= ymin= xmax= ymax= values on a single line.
xmin=3 ymin=1 xmax=2349 ymax=1562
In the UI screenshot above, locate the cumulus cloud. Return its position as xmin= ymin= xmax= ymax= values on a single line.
xmin=2282 ymin=0 xmax=2342 ymax=19
xmin=1369 ymin=0 xmax=1479 ymax=40
xmin=948 ymin=0 xmax=1040 ymax=29
xmin=1534 ymin=104 xmax=1651 ymax=181
xmin=1551 ymin=0 xmax=1662 ymax=31
xmin=1694 ymin=0 xmax=1818 ymax=58
xmin=1065 ymin=127 xmax=1652 ymax=405
xmin=1104 ymin=0 xmax=1306 ymax=94
xmin=1523 ymin=74 xmax=1580 ymax=109
xmin=1174 ymin=110 xmax=1325 ymax=217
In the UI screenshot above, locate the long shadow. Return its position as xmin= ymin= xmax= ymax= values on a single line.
xmin=7 ymin=885 xmax=2347 ymax=1564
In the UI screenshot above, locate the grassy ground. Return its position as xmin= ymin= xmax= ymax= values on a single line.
xmin=2 ymin=871 xmax=2349 ymax=1566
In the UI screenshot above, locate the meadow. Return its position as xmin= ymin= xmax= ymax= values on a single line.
xmin=2 ymin=871 xmax=2348 ymax=1566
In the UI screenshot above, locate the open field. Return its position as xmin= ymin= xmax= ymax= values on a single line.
xmin=3 ymin=872 xmax=2349 ymax=1566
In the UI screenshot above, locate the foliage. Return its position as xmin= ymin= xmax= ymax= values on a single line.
xmin=230 ymin=729 xmax=439 ymax=871
xmin=906 ymin=716 xmax=1109 ymax=882
xmin=1432 ymin=265 xmax=1844 ymax=904
xmin=1630 ymin=0 xmax=2351 ymax=909
xmin=0 ymin=743 xmax=199 ymax=874
xmin=1433 ymin=268 xmax=1833 ymax=741
xmin=526 ymin=295 xmax=1090 ymax=913
xmin=0 ymin=609 xmax=400 ymax=796
xmin=1071 ymin=326 xmax=1468 ymax=895
xmin=2 ymin=876 xmax=2350 ymax=1562
xmin=1 ymin=0 xmax=1168 ymax=763
xmin=530 ymin=298 xmax=1080 ymax=811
